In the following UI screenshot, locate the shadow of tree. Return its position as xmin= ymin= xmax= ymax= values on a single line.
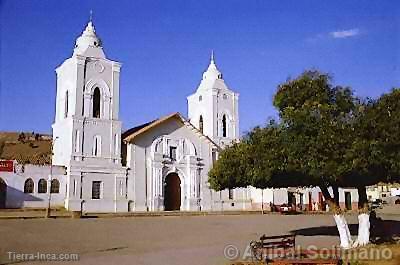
xmin=290 ymin=214 xmax=400 ymax=244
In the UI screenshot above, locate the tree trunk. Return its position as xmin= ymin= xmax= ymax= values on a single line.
xmin=353 ymin=186 xmax=370 ymax=247
xmin=319 ymin=185 xmax=353 ymax=249
xmin=333 ymin=214 xmax=353 ymax=249
xmin=332 ymin=185 xmax=339 ymax=205
xmin=261 ymin=189 xmax=264 ymax=214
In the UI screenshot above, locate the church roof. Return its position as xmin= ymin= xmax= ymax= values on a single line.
xmin=122 ymin=113 xmax=220 ymax=149
xmin=122 ymin=120 xmax=157 ymax=138
xmin=0 ymin=132 xmax=52 ymax=165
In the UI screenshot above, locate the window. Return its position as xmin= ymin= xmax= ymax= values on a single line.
xmin=73 ymin=179 xmax=77 ymax=196
xmin=119 ymin=179 xmax=124 ymax=196
xmin=228 ymin=189 xmax=234 ymax=200
xmin=50 ymin=179 xmax=60 ymax=194
xmin=199 ymin=115 xmax=204 ymax=134
xmin=199 ymin=95 xmax=202 ymax=101
xmin=38 ymin=179 xmax=47 ymax=193
xmin=169 ymin=146 xmax=177 ymax=160
xmin=92 ymin=181 xmax=102 ymax=199
xmin=24 ymin=178 xmax=34 ymax=193
xmin=93 ymin=135 xmax=102 ymax=157
xmin=222 ymin=114 xmax=227 ymax=137
xmin=223 ymin=94 xmax=227 ymax=100
xmin=75 ymin=130 xmax=80 ymax=153
xmin=93 ymin=87 xmax=101 ymax=118
xmin=64 ymin=90 xmax=69 ymax=118
xmin=114 ymin=134 xmax=119 ymax=155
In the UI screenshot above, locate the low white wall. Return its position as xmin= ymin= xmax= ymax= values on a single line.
xmin=391 ymin=188 xmax=400 ymax=196
xmin=0 ymin=163 xmax=66 ymax=208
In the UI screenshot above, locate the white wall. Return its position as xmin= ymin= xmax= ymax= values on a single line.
xmin=126 ymin=117 xmax=225 ymax=211
xmin=0 ymin=163 xmax=66 ymax=208
xmin=391 ymin=188 xmax=400 ymax=196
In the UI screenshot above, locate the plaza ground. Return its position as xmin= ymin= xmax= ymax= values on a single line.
xmin=1 ymin=212 xmax=399 ymax=265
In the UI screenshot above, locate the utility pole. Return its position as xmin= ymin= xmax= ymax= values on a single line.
xmin=46 ymin=137 xmax=58 ymax=218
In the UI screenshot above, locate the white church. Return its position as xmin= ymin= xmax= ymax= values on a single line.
xmin=0 ymin=20 xmax=359 ymax=213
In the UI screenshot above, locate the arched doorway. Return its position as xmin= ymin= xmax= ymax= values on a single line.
xmin=0 ymin=178 xmax=6 ymax=209
xmin=164 ymin=173 xmax=181 ymax=211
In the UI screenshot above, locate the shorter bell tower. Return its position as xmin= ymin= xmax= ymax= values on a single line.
xmin=187 ymin=52 xmax=239 ymax=147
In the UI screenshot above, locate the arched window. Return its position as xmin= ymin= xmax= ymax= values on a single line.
xmin=24 ymin=178 xmax=34 ymax=193
xmin=199 ymin=115 xmax=204 ymax=134
xmin=38 ymin=179 xmax=47 ymax=193
xmin=64 ymin=90 xmax=69 ymax=118
xmin=93 ymin=87 xmax=101 ymax=118
xmin=50 ymin=179 xmax=60 ymax=194
xmin=93 ymin=135 xmax=102 ymax=157
xmin=222 ymin=114 xmax=227 ymax=137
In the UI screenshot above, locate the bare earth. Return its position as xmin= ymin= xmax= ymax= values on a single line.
xmin=0 ymin=213 xmax=399 ymax=265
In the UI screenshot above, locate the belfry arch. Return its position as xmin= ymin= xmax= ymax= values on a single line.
xmin=199 ymin=115 xmax=204 ymax=133
xmin=93 ymin=87 xmax=101 ymax=118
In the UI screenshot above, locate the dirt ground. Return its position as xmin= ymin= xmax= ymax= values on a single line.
xmin=0 ymin=213 xmax=399 ymax=265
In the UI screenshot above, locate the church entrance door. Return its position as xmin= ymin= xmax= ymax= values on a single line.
xmin=164 ymin=173 xmax=181 ymax=211
xmin=0 ymin=178 xmax=6 ymax=209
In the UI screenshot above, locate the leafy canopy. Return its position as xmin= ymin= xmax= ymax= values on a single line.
xmin=209 ymin=70 xmax=400 ymax=193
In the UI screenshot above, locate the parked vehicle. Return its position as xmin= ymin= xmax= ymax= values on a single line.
xmin=371 ymin=199 xmax=383 ymax=209
xmin=279 ymin=204 xmax=296 ymax=213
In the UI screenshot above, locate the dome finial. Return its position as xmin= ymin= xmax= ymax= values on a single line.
xmin=73 ymin=12 xmax=104 ymax=57
xmin=202 ymin=50 xmax=222 ymax=81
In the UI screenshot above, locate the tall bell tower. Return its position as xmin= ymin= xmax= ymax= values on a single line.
xmin=52 ymin=18 xmax=127 ymax=212
xmin=52 ymin=19 xmax=122 ymax=166
xmin=187 ymin=52 xmax=239 ymax=147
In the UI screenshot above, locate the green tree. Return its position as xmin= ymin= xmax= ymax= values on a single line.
xmin=344 ymin=88 xmax=400 ymax=204
xmin=209 ymin=71 xmax=400 ymax=248
xmin=208 ymin=140 xmax=250 ymax=191
xmin=273 ymin=71 xmax=358 ymax=208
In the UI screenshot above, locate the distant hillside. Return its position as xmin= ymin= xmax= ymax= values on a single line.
xmin=0 ymin=132 xmax=52 ymax=165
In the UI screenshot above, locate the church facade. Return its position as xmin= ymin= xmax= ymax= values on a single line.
xmin=0 ymin=20 xmax=360 ymax=213
xmin=50 ymin=20 xmax=247 ymax=213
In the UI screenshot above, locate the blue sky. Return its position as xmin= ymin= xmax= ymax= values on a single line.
xmin=0 ymin=0 xmax=399 ymax=135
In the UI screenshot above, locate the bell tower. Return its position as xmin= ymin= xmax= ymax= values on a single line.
xmin=187 ymin=52 xmax=239 ymax=147
xmin=51 ymin=18 xmax=127 ymax=212
xmin=52 ymin=19 xmax=122 ymax=167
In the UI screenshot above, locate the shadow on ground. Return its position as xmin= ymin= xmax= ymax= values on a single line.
xmin=290 ymin=215 xmax=400 ymax=244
